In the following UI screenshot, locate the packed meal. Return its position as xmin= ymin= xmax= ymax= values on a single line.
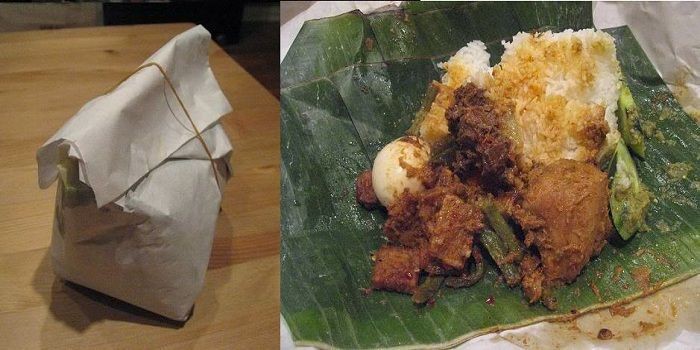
xmin=355 ymin=29 xmax=651 ymax=309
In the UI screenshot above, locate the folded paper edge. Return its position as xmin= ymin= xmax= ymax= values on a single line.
xmin=38 ymin=122 xmax=233 ymax=207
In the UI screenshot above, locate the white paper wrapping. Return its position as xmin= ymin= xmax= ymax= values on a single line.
xmin=594 ymin=2 xmax=700 ymax=118
xmin=37 ymin=25 xmax=233 ymax=321
xmin=38 ymin=25 xmax=232 ymax=207
xmin=280 ymin=2 xmax=700 ymax=349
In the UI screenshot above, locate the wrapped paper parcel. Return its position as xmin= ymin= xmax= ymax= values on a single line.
xmin=36 ymin=25 xmax=233 ymax=321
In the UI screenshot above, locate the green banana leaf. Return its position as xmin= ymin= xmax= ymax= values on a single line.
xmin=281 ymin=2 xmax=700 ymax=349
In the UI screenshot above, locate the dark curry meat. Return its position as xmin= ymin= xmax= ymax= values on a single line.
xmin=445 ymin=83 xmax=519 ymax=192
xmin=373 ymin=166 xmax=485 ymax=293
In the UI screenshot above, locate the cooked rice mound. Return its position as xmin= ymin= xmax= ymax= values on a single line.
xmin=439 ymin=41 xmax=492 ymax=90
xmin=422 ymin=29 xmax=623 ymax=171
xmin=490 ymin=29 xmax=621 ymax=170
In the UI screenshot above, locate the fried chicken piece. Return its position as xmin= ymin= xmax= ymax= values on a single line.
xmin=523 ymin=159 xmax=612 ymax=287
xmin=355 ymin=170 xmax=379 ymax=209
xmin=371 ymin=245 xmax=427 ymax=294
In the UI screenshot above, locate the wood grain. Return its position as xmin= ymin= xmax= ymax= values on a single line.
xmin=0 ymin=23 xmax=280 ymax=349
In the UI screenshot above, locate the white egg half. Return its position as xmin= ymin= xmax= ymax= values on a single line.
xmin=372 ymin=136 xmax=431 ymax=207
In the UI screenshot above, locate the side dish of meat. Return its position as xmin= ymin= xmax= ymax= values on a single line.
xmin=355 ymin=84 xmax=615 ymax=308
xmin=355 ymin=29 xmax=650 ymax=309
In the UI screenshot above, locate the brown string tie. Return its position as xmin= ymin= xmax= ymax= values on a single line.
xmin=106 ymin=62 xmax=221 ymax=189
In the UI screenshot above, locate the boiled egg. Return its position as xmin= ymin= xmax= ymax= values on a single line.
xmin=372 ymin=136 xmax=431 ymax=207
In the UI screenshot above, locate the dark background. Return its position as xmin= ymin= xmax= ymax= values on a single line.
xmin=0 ymin=1 xmax=280 ymax=99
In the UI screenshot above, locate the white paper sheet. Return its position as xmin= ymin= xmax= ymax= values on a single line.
xmin=280 ymin=2 xmax=700 ymax=348
xmin=594 ymin=2 xmax=700 ymax=118
xmin=37 ymin=25 xmax=233 ymax=321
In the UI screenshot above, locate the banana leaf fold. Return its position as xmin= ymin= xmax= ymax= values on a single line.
xmin=281 ymin=2 xmax=700 ymax=349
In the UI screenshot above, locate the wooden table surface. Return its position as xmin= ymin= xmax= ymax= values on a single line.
xmin=0 ymin=23 xmax=280 ymax=349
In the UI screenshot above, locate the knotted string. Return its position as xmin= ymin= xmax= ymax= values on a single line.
xmin=106 ymin=62 xmax=221 ymax=189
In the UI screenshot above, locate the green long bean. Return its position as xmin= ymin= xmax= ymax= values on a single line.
xmin=482 ymin=201 xmax=523 ymax=262
xmin=480 ymin=229 xmax=521 ymax=287
xmin=445 ymin=247 xmax=485 ymax=288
